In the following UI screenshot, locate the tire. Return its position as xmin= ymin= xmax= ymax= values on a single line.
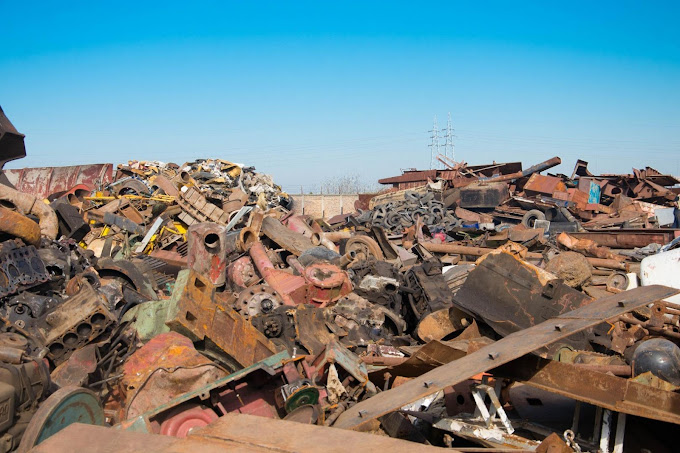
xmin=522 ymin=209 xmax=546 ymax=228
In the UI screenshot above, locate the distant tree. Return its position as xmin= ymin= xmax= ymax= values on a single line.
xmin=321 ymin=174 xmax=381 ymax=194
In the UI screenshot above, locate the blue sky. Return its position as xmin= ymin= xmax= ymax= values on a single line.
xmin=2 ymin=1 xmax=679 ymax=193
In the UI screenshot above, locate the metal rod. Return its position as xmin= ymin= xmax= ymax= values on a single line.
xmin=613 ymin=412 xmax=626 ymax=453
xmin=571 ymin=401 xmax=581 ymax=433
xmin=599 ymin=409 xmax=612 ymax=453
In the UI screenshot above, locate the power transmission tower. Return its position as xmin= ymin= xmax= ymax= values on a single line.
xmin=428 ymin=115 xmax=440 ymax=169
xmin=444 ymin=112 xmax=455 ymax=162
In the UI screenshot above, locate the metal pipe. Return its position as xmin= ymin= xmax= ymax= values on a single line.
xmin=599 ymin=409 xmax=612 ymax=453
xmin=360 ymin=356 xmax=408 ymax=366
xmin=286 ymin=215 xmax=314 ymax=237
xmin=249 ymin=241 xmax=297 ymax=306
xmin=572 ymin=364 xmax=631 ymax=376
xmin=0 ymin=206 xmax=41 ymax=245
xmin=485 ymin=156 xmax=562 ymax=183
xmin=587 ymin=257 xmax=628 ymax=271
xmin=613 ymin=413 xmax=626 ymax=453
xmin=420 ymin=242 xmax=543 ymax=259
xmin=312 ymin=231 xmax=352 ymax=245
xmin=249 ymin=241 xmax=276 ymax=277
xmin=285 ymin=255 xmax=305 ymax=275
xmin=332 ymin=250 xmax=357 ymax=269
xmin=0 ymin=183 xmax=58 ymax=240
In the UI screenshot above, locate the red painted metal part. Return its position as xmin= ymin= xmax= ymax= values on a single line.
xmin=249 ymin=242 xmax=352 ymax=307
xmin=227 ymin=256 xmax=258 ymax=290
xmin=159 ymin=405 xmax=219 ymax=438
xmin=285 ymin=215 xmax=317 ymax=237
xmin=3 ymin=163 xmax=113 ymax=199
xmin=187 ymin=223 xmax=229 ymax=286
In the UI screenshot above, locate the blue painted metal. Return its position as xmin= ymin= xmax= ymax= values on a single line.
xmin=588 ymin=181 xmax=602 ymax=204
xmin=19 ymin=386 xmax=105 ymax=450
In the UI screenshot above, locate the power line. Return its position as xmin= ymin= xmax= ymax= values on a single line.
xmin=428 ymin=115 xmax=440 ymax=169
xmin=443 ymin=112 xmax=455 ymax=162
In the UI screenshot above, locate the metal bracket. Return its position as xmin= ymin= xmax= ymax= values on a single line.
xmin=470 ymin=379 xmax=513 ymax=434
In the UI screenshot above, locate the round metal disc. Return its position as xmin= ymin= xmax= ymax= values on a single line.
xmin=18 ymin=386 xmax=105 ymax=451
xmin=283 ymin=404 xmax=320 ymax=424
xmin=236 ymin=284 xmax=283 ymax=318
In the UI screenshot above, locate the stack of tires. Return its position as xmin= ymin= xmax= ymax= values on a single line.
xmin=363 ymin=191 xmax=461 ymax=234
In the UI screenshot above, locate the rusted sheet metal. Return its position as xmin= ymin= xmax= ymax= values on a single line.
xmin=570 ymin=229 xmax=678 ymax=249
xmin=166 ymin=269 xmax=279 ymax=368
xmin=3 ymin=163 xmax=113 ymax=199
xmin=50 ymin=344 xmax=98 ymax=388
xmin=121 ymin=332 xmax=227 ymax=420
xmin=494 ymin=355 xmax=680 ymax=425
xmin=332 ymin=285 xmax=678 ymax=430
xmin=453 ymin=251 xmax=593 ymax=354
xmin=523 ymin=173 xmax=567 ymax=196
xmin=38 ymin=413 xmax=455 ymax=453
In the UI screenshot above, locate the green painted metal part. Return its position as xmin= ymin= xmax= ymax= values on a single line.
xmin=18 ymin=386 xmax=105 ymax=451
xmin=122 ymin=269 xmax=192 ymax=341
xmin=284 ymin=386 xmax=320 ymax=413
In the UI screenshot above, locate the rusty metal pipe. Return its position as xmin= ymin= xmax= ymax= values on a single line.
xmin=360 ymin=356 xmax=409 ymax=366
xmin=587 ymin=257 xmax=628 ymax=271
xmin=421 ymin=242 xmax=543 ymax=259
xmin=0 ymin=183 xmax=58 ymax=240
xmin=0 ymin=206 xmax=41 ymax=245
xmin=237 ymin=227 xmax=259 ymax=252
xmin=249 ymin=241 xmax=297 ymax=306
xmin=423 ymin=242 xmax=627 ymax=271
xmin=572 ymin=364 xmax=631 ymax=376
xmin=485 ymin=156 xmax=562 ymax=183
xmin=310 ymin=232 xmax=338 ymax=252
xmin=592 ymin=269 xmax=614 ymax=276
xmin=249 ymin=241 xmax=276 ymax=276
xmin=285 ymin=255 xmax=306 ymax=275
xmin=286 ymin=215 xmax=315 ymax=237
xmin=332 ymin=250 xmax=357 ymax=269
xmin=311 ymin=231 xmax=352 ymax=245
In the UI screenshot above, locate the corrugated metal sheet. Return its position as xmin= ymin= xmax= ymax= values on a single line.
xmin=3 ymin=163 xmax=113 ymax=199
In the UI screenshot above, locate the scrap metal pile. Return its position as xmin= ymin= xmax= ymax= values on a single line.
xmin=1 ymin=107 xmax=680 ymax=452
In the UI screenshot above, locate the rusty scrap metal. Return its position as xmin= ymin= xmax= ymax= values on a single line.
xmin=332 ymin=285 xmax=677 ymax=430
xmin=454 ymin=251 xmax=593 ymax=354
xmin=166 ymin=270 xmax=279 ymax=369
xmin=495 ymin=355 xmax=680 ymax=425
xmin=0 ymin=184 xmax=58 ymax=240
xmin=38 ymin=412 xmax=453 ymax=453
xmin=3 ymin=164 xmax=113 ymax=200
xmin=0 ymin=207 xmax=41 ymax=246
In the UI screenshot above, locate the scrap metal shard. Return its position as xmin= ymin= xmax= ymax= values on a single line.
xmin=166 ymin=269 xmax=279 ymax=369
xmin=454 ymin=251 xmax=593 ymax=354
xmin=495 ymin=355 xmax=680 ymax=425
xmin=40 ymin=412 xmax=455 ymax=453
xmin=332 ymin=284 xmax=678 ymax=431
